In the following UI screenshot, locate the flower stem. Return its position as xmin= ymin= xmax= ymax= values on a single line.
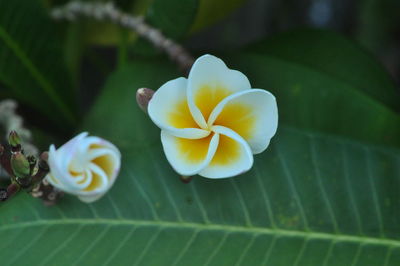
xmin=180 ymin=175 xmax=193 ymax=184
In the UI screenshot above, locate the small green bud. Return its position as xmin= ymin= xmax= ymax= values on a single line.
xmin=11 ymin=153 xmax=31 ymax=178
xmin=8 ymin=131 xmax=21 ymax=150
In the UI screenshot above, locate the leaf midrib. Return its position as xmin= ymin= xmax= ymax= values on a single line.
xmin=0 ymin=25 xmax=76 ymax=125
xmin=2 ymin=218 xmax=400 ymax=247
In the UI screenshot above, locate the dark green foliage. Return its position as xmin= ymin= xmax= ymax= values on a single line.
xmin=0 ymin=1 xmax=399 ymax=265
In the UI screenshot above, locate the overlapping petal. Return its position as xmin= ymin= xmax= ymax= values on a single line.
xmin=161 ymin=130 xmax=219 ymax=176
xmin=208 ymin=89 xmax=278 ymax=154
xmin=199 ymin=126 xmax=253 ymax=178
xmin=46 ymin=132 xmax=121 ymax=203
xmin=148 ymin=77 xmax=209 ymax=139
xmin=149 ymin=54 xmax=277 ymax=179
xmin=187 ymin=55 xmax=252 ymax=127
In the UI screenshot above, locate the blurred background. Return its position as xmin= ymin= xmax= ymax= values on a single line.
xmin=189 ymin=0 xmax=400 ymax=85
xmin=48 ymin=0 xmax=399 ymax=115
xmin=2 ymin=0 xmax=399 ymax=143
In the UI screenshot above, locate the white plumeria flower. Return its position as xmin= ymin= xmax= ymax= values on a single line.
xmin=46 ymin=132 xmax=121 ymax=203
xmin=148 ymin=54 xmax=278 ymax=178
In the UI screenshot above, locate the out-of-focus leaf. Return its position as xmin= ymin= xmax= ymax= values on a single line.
xmin=1 ymin=60 xmax=400 ymax=265
xmin=0 ymin=0 xmax=77 ymax=128
xmin=241 ymin=29 xmax=400 ymax=111
xmin=191 ymin=0 xmax=248 ymax=32
xmin=356 ymin=0 xmax=400 ymax=53
xmin=229 ymin=29 xmax=400 ymax=147
xmin=146 ymin=0 xmax=198 ymax=40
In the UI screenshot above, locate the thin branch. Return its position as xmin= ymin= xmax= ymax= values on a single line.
xmin=50 ymin=1 xmax=195 ymax=72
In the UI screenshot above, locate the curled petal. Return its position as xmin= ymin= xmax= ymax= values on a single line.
xmin=148 ymin=77 xmax=209 ymax=139
xmin=199 ymin=126 xmax=253 ymax=179
xmin=46 ymin=133 xmax=121 ymax=203
xmin=161 ymin=130 xmax=219 ymax=176
xmin=208 ymin=89 xmax=278 ymax=154
xmin=187 ymin=54 xmax=251 ymax=127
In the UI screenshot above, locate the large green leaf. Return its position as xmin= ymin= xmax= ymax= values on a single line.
xmin=0 ymin=0 xmax=76 ymax=128
xmin=242 ymin=29 xmax=400 ymax=111
xmin=146 ymin=0 xmax=198 ymax=40
xmin=1 ymin=61 xmax=400 ymax=265
xmin=190 ymin=0 xmax=248 ymax=32
xmin=229 ymin=30 xmax=400 ymax=148
xmin=145 ymin=0 xmax=248 ymax=38
xmin=135 ymin=0 xmax=249 ymax=54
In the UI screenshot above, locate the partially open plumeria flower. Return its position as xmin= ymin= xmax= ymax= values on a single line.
xmin=46 ymin=132 xmax=121 ymax=203
xmin=148 ymin=54 xmax=278 ymax=178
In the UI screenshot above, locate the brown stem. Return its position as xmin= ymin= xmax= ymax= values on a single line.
xmin=6 ymin=183 xmax=20 ymax=199
xmin=50 ymin=1 xmax=195 ymax=72
xmin=180 ymin=175 xmax=193 ymax=184
xmin=30 ymin=152 xmax=50 ymax=186
xmin=0 ymin=183 xmax=21 ymax=202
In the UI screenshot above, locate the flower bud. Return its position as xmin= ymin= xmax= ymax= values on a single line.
xmin=8 ymin=131 xmax=21 ymax=150
xmin=136 ymin=88 xmax=155 ymax=113
xmin=46 ymin=132 xmax=121 ymax=203
xmin=11 ymin=153 xmax=31 ymax=178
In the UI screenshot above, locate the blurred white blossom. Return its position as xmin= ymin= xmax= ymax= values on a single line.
xmin=46 ymin=132 xmax=121 ymax=203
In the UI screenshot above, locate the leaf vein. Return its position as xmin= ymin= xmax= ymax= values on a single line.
xmin=171 ymin=229 xmax=199 ymax=266
xmin=341 ymin=144 xmax=363 ymax=235
xmin=235 ymin=233 xmax=257 ymax=266
xmin=72 ymin=225 xmax=111 ymax=266
xmin=133 ymin=227 xmax=163 ymax=266
xmin=0 ymin=26 xmax=75 ymax=124
xmin=365 ymin=148 xmax=385 ymax=237
xmin=275 ymin=144 xmax=309 ymax=229
xmin=204 ymin=232 xmax=229 ymax=266
xmin=293 ymin=237 xmax=309 ymax=266
xmin=254 ymin=165 xmax=276 ymax=228
xmin=309 ymin=136 xmax=340 ymax=233
xmin=129 ymin=170 xmax=160 ymax=221
xmin=230 ymin=179 xmax=252 ymax=227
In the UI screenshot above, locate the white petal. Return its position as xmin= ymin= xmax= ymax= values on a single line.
xmin=161 ymin=130 xmax=219 ymax=176
xmin=86 ymin=163 xmax=109 ymax=192
xmin=46 ymin=133 xmax=122 ymax=203
xmin=208 ymin=89 xmax=278 ymax=154
xmin=148 ymin=77 xmax=209 ymax=138
xmin=199 ymin=126 xmax=253 ymax=179
xmin=80 ymin=169 xmax=93 ymax=188
xmin=47 ymin=144 xmax=78 ymax=191
xmin=47 ymin=133 xmax=92 ymax=191
xmin=57 ymin=132 xmax=88 ymax=155
xmin=72 ymin=164 xmax=111 ymax=203
xmin=83 ymin=136 xmax=122 ymax=178
xmin=187 ymin=55 xmax=251 ymax=126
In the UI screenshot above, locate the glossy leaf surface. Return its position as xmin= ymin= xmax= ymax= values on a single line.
xmin=0 ymin=60 xmax=399 ymax=265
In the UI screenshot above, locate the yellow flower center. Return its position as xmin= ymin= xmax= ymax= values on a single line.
xmin=166 ymin=85 xmax=258 ymax=166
